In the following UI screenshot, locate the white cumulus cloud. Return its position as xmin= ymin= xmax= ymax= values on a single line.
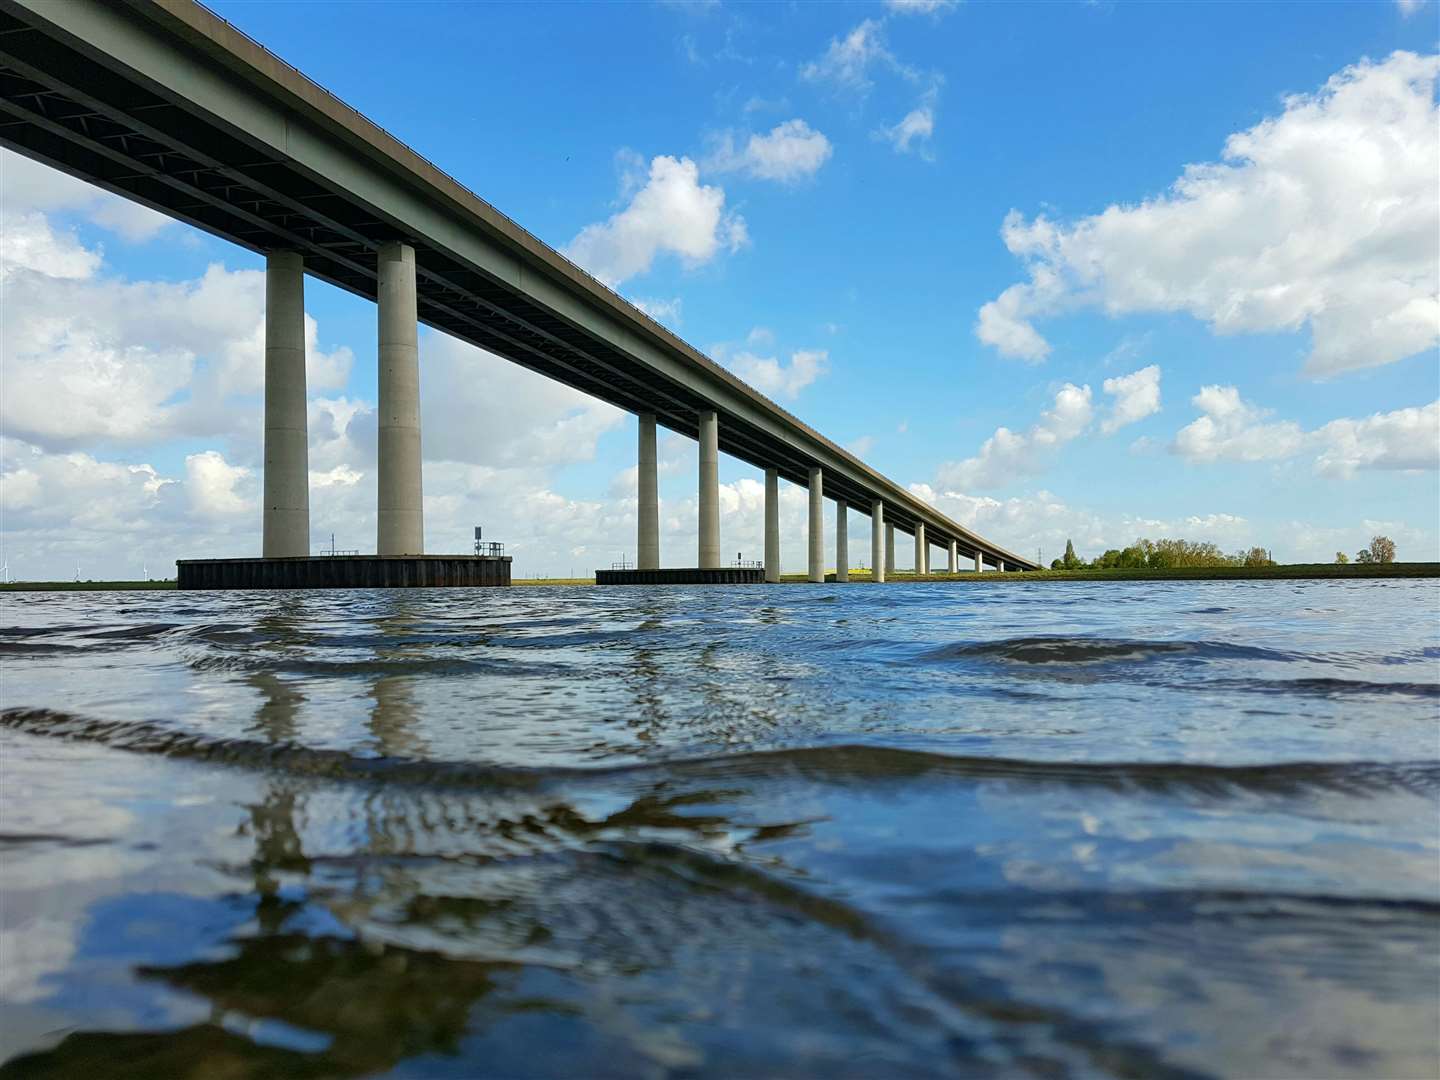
xmin=0 ymin=210 xmax=100 ymax=280
xmin=184 ymin=450 xmax=253 ymax=517
xmin=420 ymin=333 xmax=625 ymax=467
xmin=876 ymin=95 xmax=936 ymax=156
xmin=1171 ymin=385 xmax=1306 ymax=463
xmin=976 ymin=51 xmax=1440 ymax=377
xmin=2 ymin=148 xmax=172 ymax=242
xmin=1101 ymin=364 xmax=1162 ymax=433
xmin=936 ymin=365 xmax=1159 ymax=488
xmin=706 ymin=119 xmax=833 ymax=183
xmin=936 ymin=382 xmax=1094 ymax=489
xmin=1171 ymin=386 xmax=1438 ymax=475
xmin=801 ymin=19 xmax=897 ymax=92
xmin=730 ymin=348 xmax=829 ymax=399
xmin=564 ymin=155 xmax=747 ymax=287
xmin=2 ymin=252 xmax=351 ymax=451
xmin=1312 ymin=401 xmax=1440 ymax=476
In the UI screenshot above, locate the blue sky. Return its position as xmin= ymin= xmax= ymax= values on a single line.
xmin=1 ymin=0 xmax=1436 ymax=579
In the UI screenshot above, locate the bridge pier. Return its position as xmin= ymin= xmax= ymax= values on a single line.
xmin=914 ymin=523 xmax=927 ymax=576
xmin=975 ymin=551 xmax=984 ymax=573
xmin=807 ymin=467 xmax=824 ymax=583
xmin=871 ymin=501 xmax=886 ymax=583
xmin=948 ymin=540 xmax=958 ymax=574
xmin=885 ymin=523 xmax=895 ymax=576
xmin=638 ymin=413 xmax=659 ymax=569
xmin=262 ymin=251 xmax=309 ymax=558
xmin=764 ymin=468 xmax=780 ymax=582
xmin=377 ymin=242 xmax=423 ymax=556
xmin=835 ymin=500 xmax=849 ymax=582
xmin=698 ymin=410 xmax=720 ymax=568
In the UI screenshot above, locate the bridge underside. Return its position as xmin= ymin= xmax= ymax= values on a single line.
xmin=0 ymin=0 xmax=1035 ymax=569
xmin=0 ymin=12 xmax=783 ymax=478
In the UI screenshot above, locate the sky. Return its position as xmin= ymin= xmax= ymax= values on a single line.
xmin=1 ymin=0 xmax=1437 ymax=580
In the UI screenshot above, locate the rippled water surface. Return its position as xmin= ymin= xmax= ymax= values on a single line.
xmin=2 ymin=580 xmax=1437 ymax=1078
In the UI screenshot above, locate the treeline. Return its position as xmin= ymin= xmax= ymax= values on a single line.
xmin=1336 ymin=536 xmax=1396 ymax=565
xmin=1052 ymin=534 xmax=1398 ymax=571
xmin=1053 ymin=538 xmax=1274 ymax=570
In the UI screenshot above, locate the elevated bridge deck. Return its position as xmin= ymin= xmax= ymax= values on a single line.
xmin=0 ymin=0 xmax=1037 ymax=572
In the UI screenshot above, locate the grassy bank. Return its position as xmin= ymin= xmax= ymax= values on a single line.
xmin=814 ymin=563 xmax=1439 ymax=582
xmin=0 ymin=580 xmax=177 ymax=592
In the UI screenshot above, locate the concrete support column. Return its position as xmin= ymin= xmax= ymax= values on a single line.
xmin=975 ymin=551 xmax=984 ymax=573
xmin=637 ymin=413 xmax=659 ymax=569
xmin=807 ymin=466 xmax=824 ymax=583
xmin=377 ymin=242 xmax=423 ymax=556
xmin=886 ymin=523 xmax=896 ymax=575
xmin=698 ymin=410 xmax=720 ymax=568
xmin=914 ymin=523 xmax=926 ymax=576
xmin=764 ymin=467 xmax=780 ymax=583
xmin=871 ymin=501 xmax=886 ymax=583
xmin=948 ymin=540 xmax=958 ymax=574
xmin=835 ymin=500 xmax=848 ymax=582
xmin=262 ymin=251 xmax=309 ymax=558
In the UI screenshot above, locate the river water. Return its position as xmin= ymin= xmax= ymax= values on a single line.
xmin=1 ymin=580 xmax=1436 ymax=1078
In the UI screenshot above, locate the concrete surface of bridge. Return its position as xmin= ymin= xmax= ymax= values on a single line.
xmin=0 ymin=0 xmax=1039 ymax=580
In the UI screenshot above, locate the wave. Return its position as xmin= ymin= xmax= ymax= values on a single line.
xmin=5 ymin=707 xmax=1435 ymax=799
xmin=922 ymin=636 xmax=1301 ymax=665
xmin=1203 ymin=676 xmax=1440 ymax=699
xmin=183 ymin=654 xmax=568 ymax=678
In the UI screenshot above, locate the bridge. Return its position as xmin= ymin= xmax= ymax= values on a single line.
xmin=0 ymin=0 xmax=1039 ymax=583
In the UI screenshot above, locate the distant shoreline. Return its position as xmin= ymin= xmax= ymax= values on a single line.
xmin=2 ymin=562 xmax=1436 ymax=591
xmin=818 ymin=563 xmax=1440 ymax=583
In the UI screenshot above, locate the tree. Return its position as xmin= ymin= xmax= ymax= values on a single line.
xmin=1062 ymin=538 xmax=1079 ymax=569
xmin=1241 ymin=546 xmax=1273 ymax=567
xmin=1050 ymin=558 xmax=1063 ymax=570
xmin=1334 ymin=551 xmax=1349 ymax=564
xmin=1367 ymin=536 xmax=1397 ymax=564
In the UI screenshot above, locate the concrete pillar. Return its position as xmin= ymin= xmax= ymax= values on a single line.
xmin=835 ymin=500 xmax=849 ymax=582
xmin=975 ymin=551 xmax=984 ymax=573
xmin=262 ymin=251 xmax=309 ymax=558
xmin=807 ymin=467 xmax=824 ymax=583
xmin=885 ymin=523 xmax=896 ymax=575
xmin=698 ymin=410 xmax=720 ymax=568
xmin=871 ymin=501 xmax=885 ymax=583
xmin=914 ymin=523 xmax=926 ymax=576
xmin=764 ymin=467 xmax=780 ymax=583
xmin=948 ymin=540 xmax=958 ymax=574
xmin=377 ymin=242 xmax=423 ymax=556
xmin=637 ymin=413 xmax=659 ymax=569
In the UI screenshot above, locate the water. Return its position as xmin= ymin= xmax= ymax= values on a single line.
xmin=1 ymin=580 xmax=1436 ymax=1078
